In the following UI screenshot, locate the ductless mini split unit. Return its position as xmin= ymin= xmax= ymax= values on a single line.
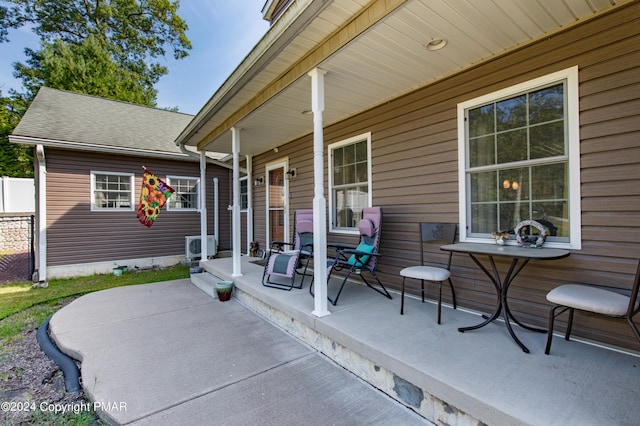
xmin=185 ymin=235 xmax=217 ymax=261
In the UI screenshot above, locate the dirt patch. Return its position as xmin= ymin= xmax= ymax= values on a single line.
xmin=0 ymin=318 xmax=96 ymax=424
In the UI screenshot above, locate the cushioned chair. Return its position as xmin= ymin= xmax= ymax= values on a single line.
xmin=545 ymin=260 xmax=640 ymax=355
xmin=262 ymin=209 xmax=314 ymax=290
xmin=310 ymin=207 xmax=392 ymax=305
xmin=400 ymin=223 xmax=457 ymax=324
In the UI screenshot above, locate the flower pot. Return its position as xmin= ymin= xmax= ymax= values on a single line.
xmin=216 ymin=281 xmax=234 ymax=302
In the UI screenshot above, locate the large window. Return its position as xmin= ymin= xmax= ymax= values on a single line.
xmin=91 ymin=172 xmax=134 ymax=211
xmin=167 ymin=176 xmax=199 ymax=211
xmin=329 ymin=133 xmax=372 ymax=233
xmin=457 ymin=67 xmax=581 ymax=249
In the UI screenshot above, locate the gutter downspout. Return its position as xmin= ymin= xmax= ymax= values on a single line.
xmin=35 ymin=145 xmax=47 ymax=285
xmin=181 ymin=141 xmax=228 ymax=259
xmin=213 ymin=177 xmax=219 ymax=253
xmin=199 ymin=151 xmax=208 ymax=263
xmin=246 ymin=155 xmax=254 ymax=254
xmin=179 ymin=142 xmax=246 ymax=173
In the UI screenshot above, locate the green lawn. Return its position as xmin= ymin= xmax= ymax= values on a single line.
xmin=0 ymin=265 xmax=189 ymax=342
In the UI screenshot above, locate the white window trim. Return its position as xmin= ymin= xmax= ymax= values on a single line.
xmin=265 ymin=159 xmax=290 ymax=245
xmin=328 ymin=132 xmax=373 ymax=235
xmin=166 ymin=175 xmax=200 ymax=212
xmin=90 ymin=171 xmax=135 ymax=212
xmin=240 ymin=176 xmax=249 ymax=212
xmin=456 ymin=66 xmax=581 ymax=249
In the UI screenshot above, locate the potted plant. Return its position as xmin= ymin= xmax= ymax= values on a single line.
xmin=215 ymin=281 xmax=234 ymax=301
xmin=490 ymin=230 xmax=510 ymax=246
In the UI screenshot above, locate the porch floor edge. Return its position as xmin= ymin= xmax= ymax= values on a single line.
xmin=200 ymin=256 xmax=640 ymax=426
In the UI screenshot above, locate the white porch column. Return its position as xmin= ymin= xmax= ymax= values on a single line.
xmin=309 ymin=68 xmax=330 ymax=317
xmin=199 ymin=150 xmax=208 ymax=263
xmin=246 ymin=155 xmax=254 ymax=254
xmin=231 ymin=127 xmax=242 ymax=277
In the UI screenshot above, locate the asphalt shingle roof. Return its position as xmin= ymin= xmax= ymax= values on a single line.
xmin=12 ymin=87 xmax=194 ymax=155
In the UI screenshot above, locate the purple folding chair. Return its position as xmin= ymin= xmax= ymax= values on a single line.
xmin=262 ymin=209 xmax=314 ymax=290
xmin=310 ymin=207 xmax=392 ymax=305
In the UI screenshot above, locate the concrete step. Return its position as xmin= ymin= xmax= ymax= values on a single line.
xmin=190 ymin=271 xmax=222 ymax=299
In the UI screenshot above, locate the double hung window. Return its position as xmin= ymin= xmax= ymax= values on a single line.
xmin=457 ymin=67 xmax=581 ymax=248
xmin=167 ymin=176 xmax=199 ymax=211
xmin=91 ymin=172 xmax=134 ymax=211
xmin=329 ymin=133 xmax=372 ymax=233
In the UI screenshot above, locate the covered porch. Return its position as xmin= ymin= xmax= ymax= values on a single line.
xmin=198 ymin=255 xmax=639 ymax=425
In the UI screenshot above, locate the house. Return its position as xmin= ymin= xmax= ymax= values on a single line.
xmin=9 ymin=87 xmax=233 ymax=281
xmin=176 ymin=0 xmax=639 ymax=352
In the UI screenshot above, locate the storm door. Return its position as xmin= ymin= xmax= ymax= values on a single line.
xmin=266 ymin=162 xmax=289 ymax=244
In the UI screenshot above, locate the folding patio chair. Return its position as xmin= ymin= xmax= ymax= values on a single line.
xmin=310 ymin=207 xmax=393 ymax=305
xmin=400 ymin=223 xmax=458 ymax=324
xmin=545 ymin=259 xmax=640 ymax=355
xmin=262 ymin=209 xmax=314 ymax=290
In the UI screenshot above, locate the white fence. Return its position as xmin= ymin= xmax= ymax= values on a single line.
xmin=0 ymin=177 xmax=35 ymax=213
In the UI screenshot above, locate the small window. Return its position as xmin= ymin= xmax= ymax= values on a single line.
xmin=91 ymin=172 xmax=134 ymax=211
xmin=240 ymin=177 xmax=248 ymax=211
xmin=328 ymin=133 xmax=372 ymax=233
xmin=457 ymin=67 xmax=581 ymax=249
xmin=167 ymin=176 xmax=199 ymax=211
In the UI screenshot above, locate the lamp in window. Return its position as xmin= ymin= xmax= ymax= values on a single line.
xmin=503 ymin=180 xmax=519 ymax=190
xmin=254 ymin=177 xmax=264 ymax=187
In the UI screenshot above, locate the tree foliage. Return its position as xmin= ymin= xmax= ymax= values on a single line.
xmin=0 ymin=92 xmax=32 ymax=177
xmin=0 ymin=0 xmax=192 ymax=177
xmin=15 ymin=36 xmax=158 ymax=105
xmin=2 ymin=0 xmax=191 ymax=103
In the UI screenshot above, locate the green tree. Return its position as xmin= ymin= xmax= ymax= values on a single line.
xmin=0 ymin=92 xmax=32 ymax=177
xmin=1 ymin=0 xmax=191 ymax=104
xmin=0 ymin=0 xmax=191 ymax=176
xmin=15 ymin=36 xmax=158 ymax=105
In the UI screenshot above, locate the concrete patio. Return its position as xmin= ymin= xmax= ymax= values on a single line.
xmin=49 ymin=255 xmax=640 ymax=425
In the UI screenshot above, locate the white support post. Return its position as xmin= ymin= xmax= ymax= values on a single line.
xmin=199 ymin=150 xmax=208 ymax=264
xmin=309 ymin=68 xmax=330 ymax=317
xmin=246 ymin=155 xmax=254 ymax=255
xmin=213 ymin=177 xmax=219 ymax=253
xmin=231 ymin=127 xmax=243 ymax=277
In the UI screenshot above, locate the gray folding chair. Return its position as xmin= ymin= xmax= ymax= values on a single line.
xmin=545 ymin=260 xmax=640 ymax=354
xmin=262 ymin=209 xmax=313 ymax=290
xmin=400 ymin=223 xmax=457 ymax=324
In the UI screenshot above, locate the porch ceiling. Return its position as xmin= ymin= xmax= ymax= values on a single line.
xmin=178 ymin=0 xmax=628 ymax=157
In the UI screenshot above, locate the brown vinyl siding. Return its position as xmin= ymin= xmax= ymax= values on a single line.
xmin=249 ymin=3 xmax=640 ymax=351
xmin=45 ymin=149 xmax=231 ymax=266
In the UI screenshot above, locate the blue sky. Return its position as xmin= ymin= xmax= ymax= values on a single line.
xmin=0 ymin=1 xmax=269 ymax=115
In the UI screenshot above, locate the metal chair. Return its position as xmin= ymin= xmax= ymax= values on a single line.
xmin=400 ymin=223 xmax=457 ymax=324
xmin=545 ymin=260 xmax=640 ymax=355
xmin=310 ymin=207 xmax=392 ymax=305
xmin=262 ymin=209 xmax=313 ymax=290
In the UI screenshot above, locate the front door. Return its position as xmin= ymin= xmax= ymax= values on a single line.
xmin=266 ymin=162 xmax=289 ymax=244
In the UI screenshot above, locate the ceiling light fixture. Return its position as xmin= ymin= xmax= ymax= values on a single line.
xmin=424 ymin=38 xmax=447 ymax=51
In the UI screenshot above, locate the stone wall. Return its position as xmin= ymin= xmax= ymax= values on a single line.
xmin=0 ymin=214 xmax=33 ymax=253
